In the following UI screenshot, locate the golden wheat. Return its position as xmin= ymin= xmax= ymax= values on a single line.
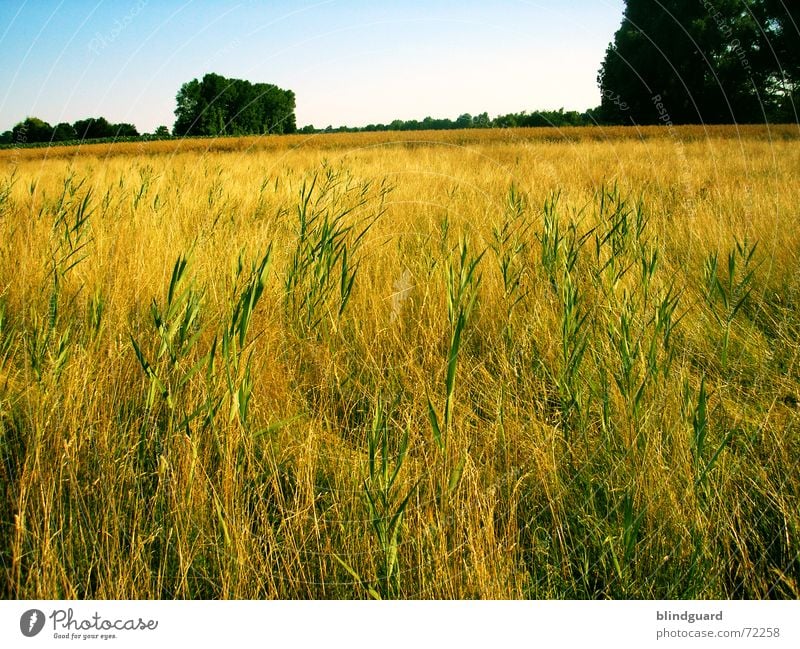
xmin=0 ymin=125 xmax=798 ymax=598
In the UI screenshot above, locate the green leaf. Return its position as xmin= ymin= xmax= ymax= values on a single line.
xmin=332 ymin=554 xmax=381 ymax=600
xmin=448 ymin=455 xmax=466 ymax=494
xmin=427 ymin=397 xmax=443 ymax=450
xmin=253 ymin=414 xmax=302 ymax=438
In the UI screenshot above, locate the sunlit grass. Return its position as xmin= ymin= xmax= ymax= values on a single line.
xmin=0 ymin=125 xmax=798 ymax=598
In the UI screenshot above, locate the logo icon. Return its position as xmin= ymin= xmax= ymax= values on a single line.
xmin=20 ymin=609 xmax=45 ymax=637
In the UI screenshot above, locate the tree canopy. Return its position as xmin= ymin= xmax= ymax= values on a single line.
xmin=172 ymin=73 xmax=297 ymax=136
xmin=74 ymin=117 xmax=139 ymax=140
xmin=1 ymin=116 xmax=140 ymax=145
xmin=597 ymin=0 xmax=799 ymax=124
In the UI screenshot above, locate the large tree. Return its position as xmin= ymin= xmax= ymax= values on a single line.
xmin=172 ymin=73 xmax=297 ymax=136
xmin=11 ymin=117 xmax=54 ymax=143
xmin=597 ymin=0 xmax=798 ymax=124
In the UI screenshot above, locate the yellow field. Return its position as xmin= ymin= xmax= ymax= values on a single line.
xmin=1 ymin=125 xmax=799 ymax=598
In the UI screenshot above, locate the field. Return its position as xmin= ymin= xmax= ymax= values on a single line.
xmin=1 ymin=124 xmax=799 ymax=599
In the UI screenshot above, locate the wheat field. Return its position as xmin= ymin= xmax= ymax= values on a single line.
xmin=1 ymin=125 xmax=799 ymax=599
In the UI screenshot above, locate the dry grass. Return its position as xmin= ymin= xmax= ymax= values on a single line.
xmin=1 ymin=125 xmax=799 ymax=599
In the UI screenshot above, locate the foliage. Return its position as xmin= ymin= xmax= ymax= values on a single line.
xmin=173 ymin=72 xmax=297 ymax=136
xmin=3 ymin=115 xmax=139 ymax=145
xmin=74 ymin=117 xmax=139 ymax=140
xmin=314 ymin=108 xmax=598 ymax=133
xmin=597 ymin=0 xmax=800 ymax=124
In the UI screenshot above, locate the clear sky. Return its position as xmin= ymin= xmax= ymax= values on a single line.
xmin=0 ymin=0 xmax=626 ymax=133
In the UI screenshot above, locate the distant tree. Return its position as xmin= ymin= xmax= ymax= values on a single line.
xmin=455 ymin=113 xmax=473 ymax=129
xmin=74 ymin=117 xmax=113 ymax=140
xmin=172 ymin=73 xmax=297 ymax=136
xmin=298 ymin=124 xmax=315 ymax=134
xmin=493 ymin=114 xmax=518 ymax=128
xmin=153 ymin=125 xmax=171 ymax=137
xmin=293 ymin=109 xmax=598 ymax=134
xmin=52 ymin=122 xmax=77 ymax=141
xmin=73 ymin=117 xmax=138 ymax=140
xmin=114 ymin=123 xmax=139 ymax=137
xmin=11 ymin=117 xmax=53 ymax=143
xmin=526 ymin=112 xmax=551 ymax=127
xmin=474 ymin=112 xmax=491 ymax=128
xmin=0 ymin=131 xmax=13 ymax=144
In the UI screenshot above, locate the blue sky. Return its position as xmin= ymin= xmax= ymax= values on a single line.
xmin=0 ymin=0 xmax=625 ymax=132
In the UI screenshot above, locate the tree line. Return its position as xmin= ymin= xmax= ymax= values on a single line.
xmin=2 ymin=102 xmax=595 ymax=147
xmin=0 ymin=116 xmax=170 ymax=146
xmin=301 ymin=108 xmax=596 ymax=134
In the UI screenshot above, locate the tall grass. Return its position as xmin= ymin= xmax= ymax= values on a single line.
xmin=0 ymin=126 xmax=798 ymax=598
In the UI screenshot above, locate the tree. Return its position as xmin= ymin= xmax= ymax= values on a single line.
xmin=114 ymin=123 xmax=139 ymax=137
xmin=11 ymin=117 xmax=53 ymax=143
xmin=52 ymin=122 xmax=77 ymax=141
xmin=172 ymin=73 xmax=297 ymax=136
xmin=455 ymin=113 xmax=473 ymax=129
xmin=74 ymin=117 xmax=113 ymax=140
xmin=474 ymin=112 xmax=491 ymax=127
xmin=173 ymin=78 xmax=201 ymax=135
xmin=0 ymin=131 xmax=11 ymax=144
xmin=73 ymin=117 xmax=138 ymax=140
xmin=153 ymin=125 xmax=171 ymax=137
xmin=494 ymin=114 xmax=518 ymax=128
xmin=597 ymin=0 xmax=798 ymax=125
